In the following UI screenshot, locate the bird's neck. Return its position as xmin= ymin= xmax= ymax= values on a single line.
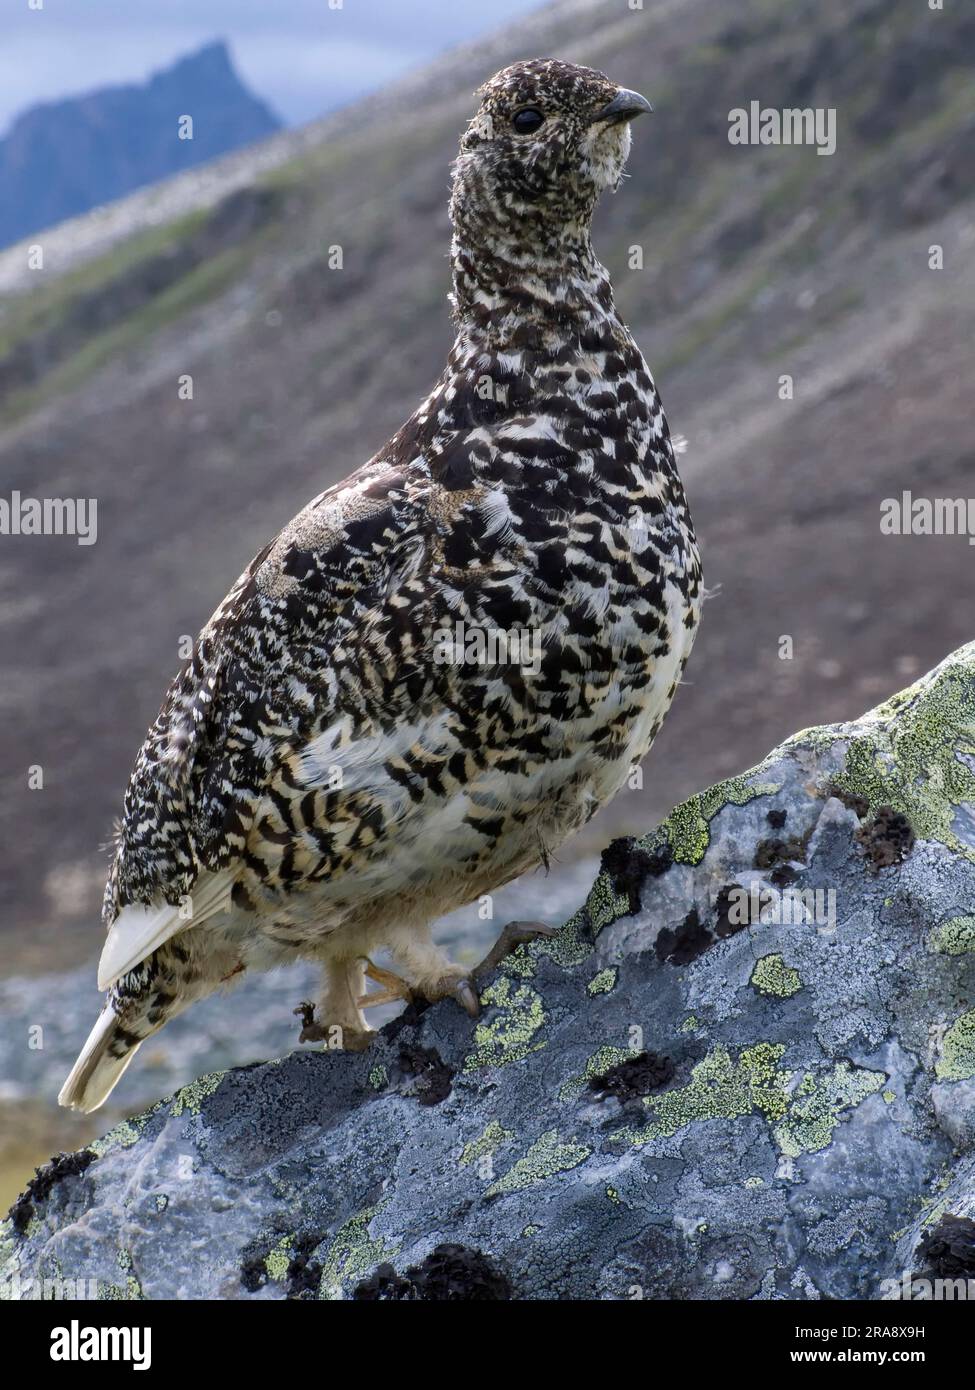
xmin=449 ymin=215 xmax=623 ymax=354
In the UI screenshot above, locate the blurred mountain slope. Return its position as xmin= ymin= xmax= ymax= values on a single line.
xmin=0 ymin=0 xmax=973 ymax=968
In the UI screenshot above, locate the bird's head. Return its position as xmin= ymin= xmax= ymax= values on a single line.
xmin=451 ymin=58 xmax=652 ymax=244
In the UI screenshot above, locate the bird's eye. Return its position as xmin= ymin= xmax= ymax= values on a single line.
xmin=512 ymin=108 xmax=545 ymax=134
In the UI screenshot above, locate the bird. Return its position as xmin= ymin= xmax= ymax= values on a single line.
xmin=60 ymin=58 xmax=703 ymax=1113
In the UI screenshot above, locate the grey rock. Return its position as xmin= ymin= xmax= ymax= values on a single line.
xmin=4 ymin=642 xmax=975 ymax=1300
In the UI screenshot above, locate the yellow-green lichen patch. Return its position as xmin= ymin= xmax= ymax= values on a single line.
xmin=462 ymin=977 xmax=547 ymax=1071
xmin=744 ymin=1176 xmax=765 ymax=1189
xmin=318 ymin=1205 xmax=398 ymax=1300
xmin=521 ymin=1224 xmax=541 ymax=1237
xmin=929 ymin=916 xmax=975 ymax=956
xmin=90 ymin=1106 xmax=162 ymax=1157
xmin=486 ymin=1129 xmax=591 ymax=1197
xmin=750 ymin=953 xmax=802 ymax=998
xmin=773 ymin=1063 xmax=886 ymax=1157
xmin=606 ymin=1186 xmax=621 ymax=1204
xmin=587 ymin=967 xmax=618 ymax=997
xmin=681 ymin=1015 xmax=702 ymax=1033
xmin=935 ymin=1009 xmax=975 ymax=1081
xmin=535 ymin=914 xmax=593 ymax=968
xmin=584 ymin=873 xmax=632 ymax=936
xmin=368 ymin=1065 xmax=388 ymax=1091
xmin=620 ymin=1044 xmax=884 ymax=1157
xmin=559 ymin=1044 xmax=639 ymax=1102
xmin=659 ymin=779 xmax=783 ymax=866
xmin=459 ymin=1121 xmax=515 ymax=1167
xmin=883 ymin=1090 xmax=897 ymax=1104
xmin=99 ymin=1276 xmax=145 ymax=1301
xmin=265 ymin=1234 xmax=294 ymax=1282
xmin=828 ymin=644 xmax=975 ymax=864
xmin=169 ymin=1070 xmax=224 ymax=1117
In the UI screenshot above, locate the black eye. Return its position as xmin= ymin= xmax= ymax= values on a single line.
xmin=512 ymin=108 xmax=545 ymax=134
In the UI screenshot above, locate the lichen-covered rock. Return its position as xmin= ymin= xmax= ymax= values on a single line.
xmin=4 ymin=642 xmax=975 ymax=1300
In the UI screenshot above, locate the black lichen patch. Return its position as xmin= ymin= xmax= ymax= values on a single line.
xmin=714 ymin=884 xmax=748 ymax=939
xmin=915 ymin=1213 xmax=975 ymax=1280
xmin=600 ymin=836 xmax=672 ymax=914
xmin=8 ymin=1148 xmax=96 ymax=1236
xmin=766 ymin=808 xmax=788 ymax=829
xmin=353 ymin=1244 xmax=511 ymax=1301
xmin=770 ymin=864 xmax=799 ymax=889
xmin=855 ymin=805 xmax=915 ymax=869
xmin=754 ymin=835 xmax=806 ymax=870
xmin=285 ymin=1232 xmax=325 ymax=1300
xmin=827 ymin=783 xmax=870 ymax=818
xmin=398 ymin=1044 xmax=454 ymax=1106
xmin=589 ymin=1051 xmax=676 ymax=1101
xmin=240 ymin=1254 xmax=268 ymax=1293
xmin=655 ymin=908 xmax=711 ymax=965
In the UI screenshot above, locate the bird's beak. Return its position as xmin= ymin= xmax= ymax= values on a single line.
xmin=591 ymin=88 xmax=654 ymax=125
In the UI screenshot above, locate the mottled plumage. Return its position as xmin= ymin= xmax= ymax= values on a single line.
xmin=61 ymin=59 xmax=702 ymax=1112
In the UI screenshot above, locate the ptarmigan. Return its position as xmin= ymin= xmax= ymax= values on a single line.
xmin=60 ymin=59 xmax=702 ymax=1112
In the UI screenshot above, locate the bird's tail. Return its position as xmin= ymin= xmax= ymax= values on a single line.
xmin=58 ymin=1006 xmax=145 ymax=1113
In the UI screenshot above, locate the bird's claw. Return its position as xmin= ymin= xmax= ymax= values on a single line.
xmin=471 ymin=919 xmax=559 ymax=983
xmin=450 ymin=978 xmax=481 ymax=1018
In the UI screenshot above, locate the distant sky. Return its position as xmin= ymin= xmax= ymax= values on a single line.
xmin=0 ymin=0 xmax=547 ymax=137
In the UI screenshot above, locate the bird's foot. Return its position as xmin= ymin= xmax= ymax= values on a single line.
xmin=293 ymin=1000 xmax=374 ymax=1051
xmin=417 ymin=922 xmax=559 ymax=1021
xmin=357 ymin=960 xmax=414 ymax=1010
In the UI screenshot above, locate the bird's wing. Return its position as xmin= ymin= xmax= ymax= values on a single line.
xmin=107 ymin=455 xmax=444 ymax=936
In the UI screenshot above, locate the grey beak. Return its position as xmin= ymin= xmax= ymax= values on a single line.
xmin=592 ymin=88 xmax=654 ymax=125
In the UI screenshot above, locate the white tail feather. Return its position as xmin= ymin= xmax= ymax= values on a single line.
xmin=58 ymin=1008 xmax=139 ymax=1113
xmin=97 ymin=870 xmax=233 ymax=990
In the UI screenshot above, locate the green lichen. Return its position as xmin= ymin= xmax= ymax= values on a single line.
xmin=750 ymin=953 xmax=802 ymax=998
xmin=587 ymin=967 xmax=618 ymax=997
xmin=169 ymin=1070 xmax=224 ymax=1117
xmin=265 ymin=1234 xmax=294 ymax=1282
xmin=659 ymin=778 xmax=783 ymax=866
xmin=100 ymin=1276 xmax=144 ymax=1301
xmin=935 ymin=1009 xmax=975 ymax=1081
xmin=368 ymin=1065 xmax=388 ymax=1090
xmin=681 ymin=1015 xmax=702 ymax=1033
xmin=535 ymin=915 xmax=593 ymax=968
xmin=744 ymin=1176 xmax=765 ymax=1189
xmin=486 ymin=1129 xmax=591 ymax=1197
xmin=606 ymin=1186 xmax=621 ymax=1204
xmin=827 ymin=643 xmax=975 ymax=864
xmin=883 ymin=1090 xmax=897 ymax=1104
xmin=584 ymin=873 xmax=632 ymax=936
xmin=774 ymin=1063 xmax=886 ymax=1157
xmin=558 ymin=1045 xmax=638 ymax=1102
xmin=318 ymin=1205 xmax=398 ymax=1300
xmin=463 ymin=977 xmax=547 ymax=1071
xmin=929 ymin=916 xmax=975 ymax=955
xmin=90 ymin=1108 xmax=160 ymax=1157
xmin=521 ymin=1224 xmax=541 ymax=1237
xmin=618 ymin=1043 xmax=884 ymax=1156
xmin=459 ymin=1121 xmax=515 ymax=1166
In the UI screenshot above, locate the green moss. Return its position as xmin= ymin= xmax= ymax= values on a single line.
xmin=462 ymin=977 xmax=547 ymax=1071
xmin=929 ymin=916 xmax=975 ymax=956
xmin=587 ymin=967 xmax=618 ymax=997
xmin=486 ymin=1129 xmax=591 ymax=1197
xmin=169 ymin=1070 xmax=224 ymax=1117
xmin=750 ymin=953 xmax=802 ymax=998
xmin=318 ymin=1205 xmax=398 ymax=1301
xmin=935 ymin=1009 xmax=975 ymax=1081
xmin=459 ymin=1121 xmax=515 ymax=1167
